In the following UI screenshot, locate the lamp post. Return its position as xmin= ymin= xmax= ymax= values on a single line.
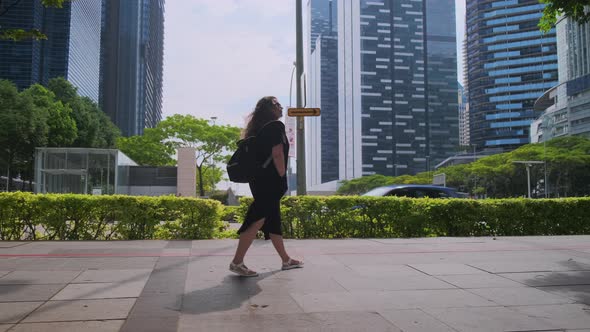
xmin=513 ymin=161 xmax=544 ymax=198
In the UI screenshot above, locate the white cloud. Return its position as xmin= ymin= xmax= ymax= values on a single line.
xmin=163 ymin=0 xmax=295 ymax=128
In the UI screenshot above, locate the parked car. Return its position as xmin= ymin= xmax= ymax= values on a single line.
xmin=362 ymin=185 xmax=467 ymax=198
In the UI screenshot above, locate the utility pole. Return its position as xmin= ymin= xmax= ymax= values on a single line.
xmin=295 ymin=0 xmax=306 ymax=195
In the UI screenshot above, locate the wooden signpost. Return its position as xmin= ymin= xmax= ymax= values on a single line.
xmin=287 ymin=108 xmax=321 ymax=117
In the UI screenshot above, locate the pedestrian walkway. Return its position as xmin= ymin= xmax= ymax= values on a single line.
xmin=1 ymin=236 xmax=590 ymax=331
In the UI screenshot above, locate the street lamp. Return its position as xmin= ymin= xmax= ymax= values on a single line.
xmin=513 ymin=161 xmax=544 ymax=198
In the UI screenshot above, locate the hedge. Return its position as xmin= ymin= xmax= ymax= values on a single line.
xmin=2 ymin=193 xmax=589 ymax=241
xmin=0 ymin=192 xmax=222 ymax=240
xmin=239 ymin=196 xmax=590 ymax=238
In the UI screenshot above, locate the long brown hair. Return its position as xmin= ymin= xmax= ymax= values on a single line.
xmin=242 ymin=96 xmax=279 ymax=138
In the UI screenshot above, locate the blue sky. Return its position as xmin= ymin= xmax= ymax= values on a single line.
xmin=162 ymin=0 xmax=466 ymax=127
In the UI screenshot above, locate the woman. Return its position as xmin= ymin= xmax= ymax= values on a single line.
xmin=229 ymin=96 xmax=303 ymax=277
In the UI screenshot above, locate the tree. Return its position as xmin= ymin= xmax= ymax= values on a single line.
xmin=116 ymin=128 xmax=176 ymax=167
xmin=47 ymin=78 xmax=119 ymax=148
xmin=0 ymin=80 xmax=48 ymax=190
xmin=198 ymin=164 xmax=224 ymax=195
xmin=539 ymin=0 xmax=590 ymax=32
xmin=21 ymin=84 xmax=77 ymax=147
xmin=0 ymin=0 xmax=70 ymax=40
xmin=157 ymin=114 xmax=241 ymax=196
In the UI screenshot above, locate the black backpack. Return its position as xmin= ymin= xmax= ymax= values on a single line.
xmin=226 ymin=121 xmax=278 ymax=183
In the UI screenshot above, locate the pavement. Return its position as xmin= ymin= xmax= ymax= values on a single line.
xmin=1 ymin=236 xmax=590 ymax=331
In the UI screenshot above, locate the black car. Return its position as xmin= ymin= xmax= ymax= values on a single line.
xmin=362 ymin=185 xmax=467 ymax=198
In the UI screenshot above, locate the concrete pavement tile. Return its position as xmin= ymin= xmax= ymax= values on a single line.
xmin=126 ymin=294 xmax=182 ymax=318
xmin=291 ymin=289 xmax=496 ymax=313
xmin=0 ymin=242 xmax=28 ymax=248
xmin=72 ymin=269 xmax=152 ymax=283
xmin=23 ymin=299 xmax=136 ymax=322
xmin=468 ymin=287 xmax=574 ymax=306
xmin=510 ymin=304 xmax=590 ymax=330
xmin=332 ymin=274 xmax=456 ymax=291
xmin=435 ymin=273 xmax=527 ymax=289
xmin=0 ymin=302 xmax=43 ymax=323
xmin=0 ymin=325 xmax=12 ymax=332
xmin=470 ymin=260 xmax=590 ymax=273
xmin=377 ymin=309 xmax=456 ymax=332
xmin=121 ymin=316 xmax=179 ymax=332
xmin=257 ymin=274 xmax=347 ymax=293
xmin=248 ymin=293 xmax=305 ymax=314
xmin=541 ymin=285 xmax=590 ymax=305
xmin=408 ymin=263 xmax=488 ymax=275
xmin=0 ymin=284 xmax=64 ymax=302
xmin=0 ymin=270 xmax=81 ymax=285
xmin=178 ymin=311 xmax=401 ymax=332
xmin=347 ymin=264 xmax=429 ymax=277
xmin=51 ymin=280 xmax=147 ymax=300
xmin=62 ymin=257 xmax=158 ymax=270
xmin=8 ymin=320 xmax=125 ymax=332
xmin=423 ymin=306 xmax=554 ymax=332
xmin=0 ymin=272 xmax=9 ymax=278
xmin=499 ymin=271 xmax=590 ymax=287
xmin=181 ymin=291 xmax=253 ymax=316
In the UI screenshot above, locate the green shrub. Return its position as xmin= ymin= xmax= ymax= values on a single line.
xmin=0 ymin=192 xmax=222 ymax=240
xmin=220 ymin=205 xmax=240 ymax=223
xmin=237 ymin=196 xmax=590 ymax=239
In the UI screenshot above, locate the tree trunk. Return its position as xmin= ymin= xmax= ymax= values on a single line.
xmin=197 ymin=164 xmax=205 ymax=197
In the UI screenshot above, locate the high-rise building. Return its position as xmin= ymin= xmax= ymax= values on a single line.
xmin=306 ymin=0 xmax=458 ymax=190
xmin=459 ymin=82 xmax=470 ymax=146
xmin=466 ymin=0 xmax=558 ymax=151
xmin=0 ymin=0 xmax=102 ymax=102
xmin=100 ymin=0 xmax=164 ymax=137
xmin=532 ymin=13 xmax=590 ymax=142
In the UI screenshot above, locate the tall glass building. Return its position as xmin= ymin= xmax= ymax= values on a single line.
xmin=306 ymin=0 xmax=458 ymax=189
xmin=0 ymin=0 xmax=102 ymax=102
xmin=100 ymin=0 xmax=165 ymax=137
xmin=307 ymin=0 xmax=339 ymax=185
xmin=466 ymin=0 xmax=558 ymax=151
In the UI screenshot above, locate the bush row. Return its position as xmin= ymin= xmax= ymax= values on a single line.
xmin=240 ymin=196 xmax=590 ymax=238
xmin=2 ymin=193 xmax=589 ymax=241
xmin=0 ymin=192 xmax=222 ymax=240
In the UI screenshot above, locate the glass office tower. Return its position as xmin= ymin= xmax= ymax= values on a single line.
xmin=466 ymin=0 xmax=558 ymax=151
xmin=307 ymin=0 xmax=458 ymax=183
xmin=0 ymin=0 xmax=102 ymax=102
xmin=100 ymin=0 xmax=165 ymax=137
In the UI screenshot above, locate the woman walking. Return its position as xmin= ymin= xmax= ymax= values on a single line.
xmin=229 ymin=96 xmax=303 ymax=277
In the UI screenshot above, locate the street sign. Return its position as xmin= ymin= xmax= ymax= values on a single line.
xmin=287 ymin=107 xmax=320 ymax=117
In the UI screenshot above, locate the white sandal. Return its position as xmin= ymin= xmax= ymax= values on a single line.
xmin=229 ymin=262 xmax=259 ymax=277
xmin=282 ymin=258 xmax=304 ymax=270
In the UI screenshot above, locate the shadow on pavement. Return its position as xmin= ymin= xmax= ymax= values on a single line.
xmin=181 ymin=270 xmax=275 ymax=315
xmin=525 ymin=260 xmax=590 ymax=305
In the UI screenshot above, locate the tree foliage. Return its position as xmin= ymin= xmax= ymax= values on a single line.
xmin=337 ymin=136 xmax=590 ymax=198
xmin=157 ymin=114 xmax=241 ymax=196
xmin=116 ymin=128 xmax=176 ymax=167
xmin=0 ymin=78 xmax=119 ymax=191
xmin=539 ymin=0 xmax=590 ymax=32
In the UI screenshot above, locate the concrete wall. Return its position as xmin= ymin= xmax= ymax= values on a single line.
xmin=177 ymin=147 xmax=196 ymax=197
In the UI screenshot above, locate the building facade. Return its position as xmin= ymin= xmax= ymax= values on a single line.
xmin=532 ymin=14 xmax=590 ymax=142
xmin=100 ymin=0 xmax=165 ymax=137
xmin=466 ymin=0 xmax=558 ymax=151
xmin=306 ymin=0 xmax=458 ymax=189
xmin=0 ymin=0 xmax=102 ymax=102
xmin=459 ymin=82 xmax=470 ymax=146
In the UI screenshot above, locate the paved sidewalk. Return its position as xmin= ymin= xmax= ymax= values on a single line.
xmin=1 ymin=236 xmax=590 ymax=331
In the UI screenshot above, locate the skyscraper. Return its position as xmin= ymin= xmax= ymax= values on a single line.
xmin=0 ymin=0 xmax=102 ymax=102
xmin=306 ymin=0 xmax=458 ymax=189
xmin=459 ymin=82 xmax=470 ymax=146
xmin=100 ymin=0 xmax=164 ymax=137
xmin=466 ymin=0 xmax=558 ymax=151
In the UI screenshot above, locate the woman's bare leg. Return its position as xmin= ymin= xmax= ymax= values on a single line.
xmin=232 ymin=219 xmax=264 ymax=264
xmin=269 ymin=233 xmax=290 ymax=263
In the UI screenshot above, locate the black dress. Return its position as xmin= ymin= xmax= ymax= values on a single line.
xmin=237 ymin=121 xmax=289 ymax=240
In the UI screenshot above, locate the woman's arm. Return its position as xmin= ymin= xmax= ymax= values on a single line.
xmin=271 ymin=144 xmax=286 ymax=177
